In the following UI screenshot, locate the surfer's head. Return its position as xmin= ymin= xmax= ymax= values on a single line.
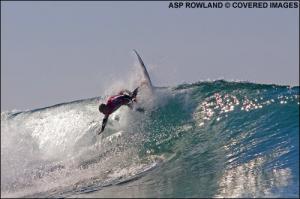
xmin=99 ymin=104 xmax=107 ymax=114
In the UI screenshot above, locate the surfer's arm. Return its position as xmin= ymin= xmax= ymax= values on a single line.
xmin=99 ymin=115 xmax=109 ymax=134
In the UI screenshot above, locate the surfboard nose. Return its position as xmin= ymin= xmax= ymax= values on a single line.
xmin=133 ymin=50 xmax=153 ymax=89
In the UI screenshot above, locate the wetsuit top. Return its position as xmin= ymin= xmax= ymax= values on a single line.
xmin=103 ymin=94 xmax=132 ymax=115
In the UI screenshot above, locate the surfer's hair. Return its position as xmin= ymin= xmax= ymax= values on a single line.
xmin=99 ymin=104 xmax=106 ymax=113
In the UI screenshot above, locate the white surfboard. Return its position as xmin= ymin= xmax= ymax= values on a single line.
xmin=133 ymin=50 xmax=154 ymax=91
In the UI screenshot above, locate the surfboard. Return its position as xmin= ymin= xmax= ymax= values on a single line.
xmin=133 ymin=50 xmax=153 ymax=91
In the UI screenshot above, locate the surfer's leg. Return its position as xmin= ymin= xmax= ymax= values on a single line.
xmin=131 ymin=87 xmax=139 ymax=99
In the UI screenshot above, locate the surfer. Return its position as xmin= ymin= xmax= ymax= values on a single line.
xmin=98 ymin=50 xmax=152 ymax=135
xmin=98 ymin=87 xmax=143 ymax=134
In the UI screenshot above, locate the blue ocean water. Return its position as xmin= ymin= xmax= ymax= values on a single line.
xmin=1 ymin=80 xmax=299 ymax=198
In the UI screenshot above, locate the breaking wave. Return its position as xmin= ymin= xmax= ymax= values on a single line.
xmin=1 ymin=80 xmax=299 ymax=198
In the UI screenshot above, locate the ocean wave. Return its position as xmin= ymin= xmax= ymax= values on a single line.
xmin=1 ymin=80 xmax=299 ymax=198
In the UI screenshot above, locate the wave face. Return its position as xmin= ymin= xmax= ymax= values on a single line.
xmin=1 ymin=80 xmax=299 ymax=198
